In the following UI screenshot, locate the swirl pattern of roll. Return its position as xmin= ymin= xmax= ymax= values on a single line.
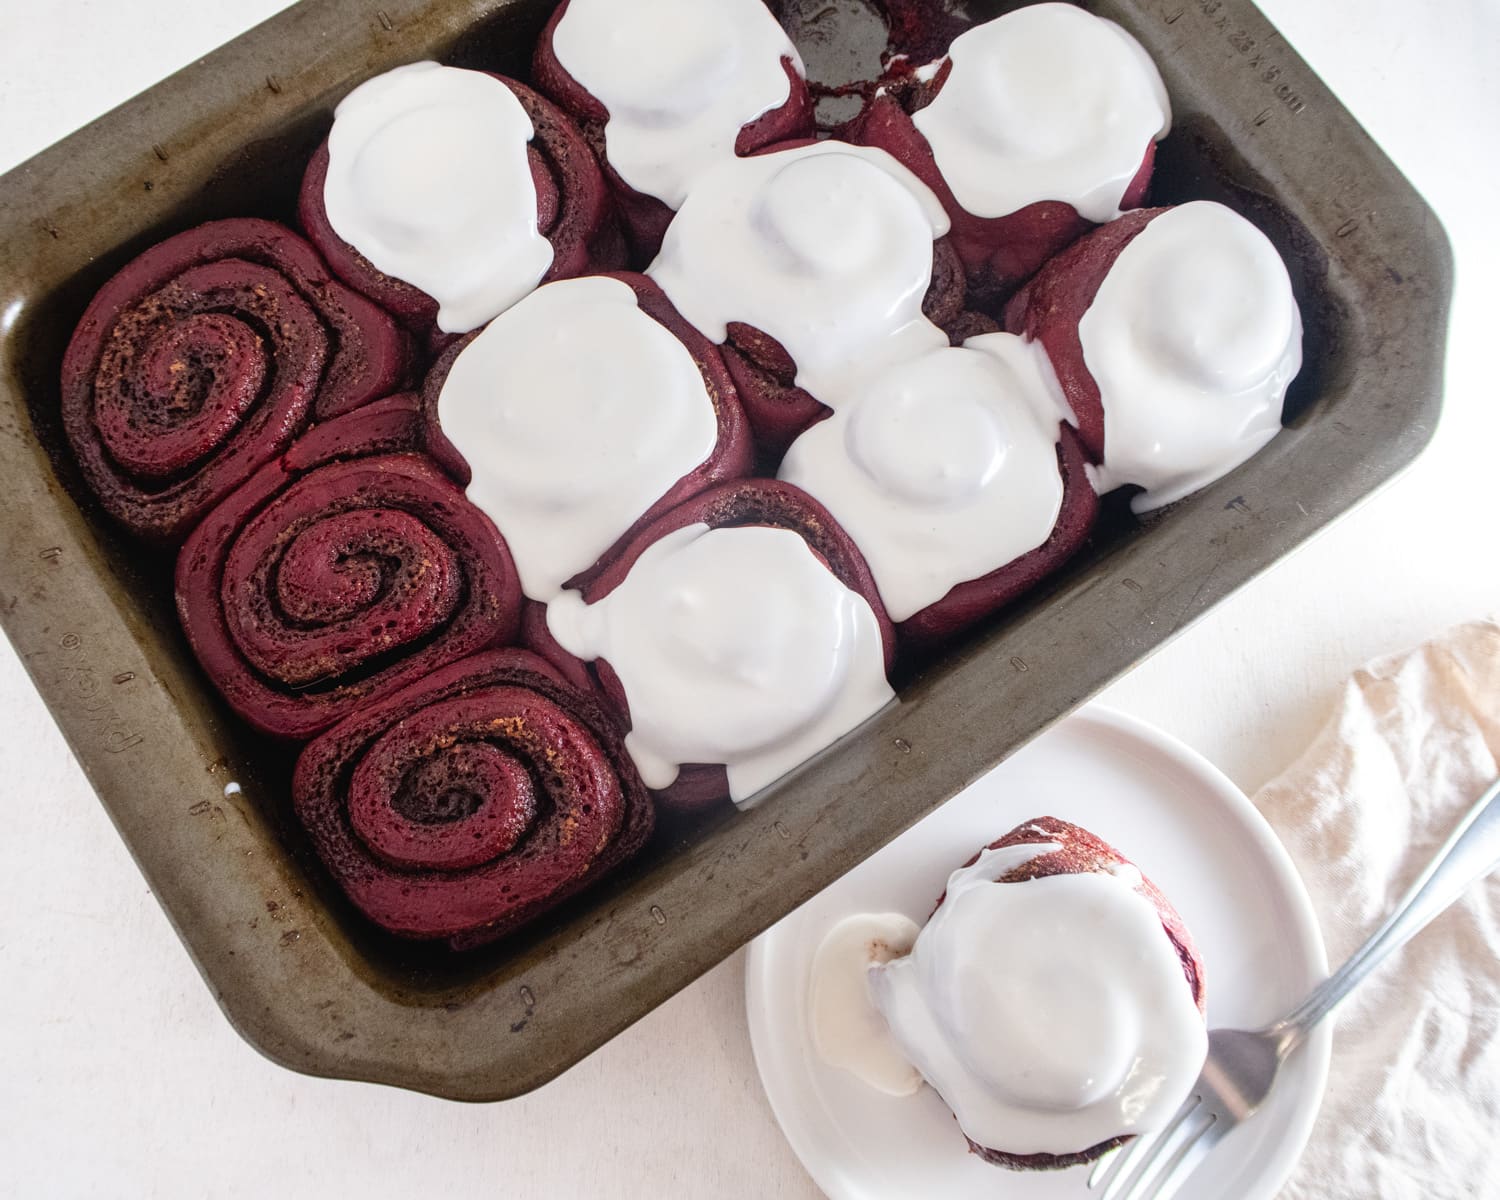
xmin=60 ymin=218 xmax=412 ymax=543
xmin=532 ymin=0 xmax=816 ymax=261
xmin=175 ymin=395 xmax=523 ymax=740
xmin=299 ymin=65 xmax=625 ymax=346
xmin=534 ymin=478 xmax=898 ymax=813
xmin=1002 ymin=201 xmax=1301 ymax=512
xmin=292 ymin=648 xmax=655 ymax=948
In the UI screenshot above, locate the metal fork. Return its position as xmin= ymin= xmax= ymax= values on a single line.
xmin=1089 ymin=773 xmax=1500 ymax=1200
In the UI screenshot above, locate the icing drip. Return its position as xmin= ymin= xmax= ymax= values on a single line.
xmin=809 ymin=912 xmax=924 ymax=1096
xmin=322 ymin=62 xmax=553 ymax=334
xmin=436 ymin=276 xmax=719 ymax=600
xmin=553 ymin=0 xmax=803 ymax=208
xmin=1079 ymin=201 xmax=1303 ymax=510
xmin=546 ymin=523 xmax=894 ymax=803
xmin=913 ymin=4 xmax=1170 ymax=222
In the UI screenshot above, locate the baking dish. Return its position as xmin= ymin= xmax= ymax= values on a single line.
xmin=0 ymin=0 xmax=1450 ymax=1099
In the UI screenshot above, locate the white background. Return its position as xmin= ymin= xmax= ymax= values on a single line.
xmin=0 ymin=2 xmax=1496 ymax=1196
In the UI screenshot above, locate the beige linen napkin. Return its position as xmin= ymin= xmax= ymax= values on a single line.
xmin=1253 ymin=620 xmax=1500 ymax=1200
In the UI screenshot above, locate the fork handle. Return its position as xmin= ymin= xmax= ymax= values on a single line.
xmin=1270 ymin=775 xmax=1500 ymax=1056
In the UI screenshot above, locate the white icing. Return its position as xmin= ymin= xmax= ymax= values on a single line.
xmin=809 ymin=913 xmax=923 ymax=1096
xmin=869 ymin=843 xmax=1207 ymax=1156
xmin=546 ymin=523 xmax=894 ymax=803
xmin=1079 ymin=201 xmax=1303 ymax=510
xmin=647 ymin=142 xmax=951 ymax=401
xmin=436 ymin=276 xmax=719 ymax=600
xmin=912 ymin=4 xmax=1170 ymax=223
xmin=779 ymin=333 xmax=1068 ymax=622
xmin=552 ymin=0 xmax=803 ymax=210
xmin=322 ymin=62 xmax=553 ymax=334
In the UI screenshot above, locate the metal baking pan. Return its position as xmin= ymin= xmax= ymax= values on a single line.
xmin=0 ymin=0 xmax=1450 ymax=1100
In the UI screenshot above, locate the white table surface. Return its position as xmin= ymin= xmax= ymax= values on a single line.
xmin=1 ymin=2 xmax=1495 ymax=1196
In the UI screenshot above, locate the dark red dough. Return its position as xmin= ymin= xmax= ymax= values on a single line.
xmin=538 ymin=479 xmax=897 ymax=814
xmin=848 ymin=75 xmax=1157 ymax=302
xmin=898 ymin=424 xmax=1098 ymax=645
xmin=533 ymin=0 xmax=816 ymax=262
xmin=420 ymin=272 xmax=753 ymax=591
xmin=876 ymin=0 xmax=973 ymax=63
xmin=292 ymin=648 xmax=654 ymax=948
xmin=175 ymin=395 xmax=523 ymax=740
xmin=299 ymin=73 xmax=625 ymax=349
xmin=933 ymin=816 xmax=1206 ymax=1171
xmin=1003 ymin=207 xmax=1169 ymax=461
xmin=60 ymin=218 xmax=412 ymax=543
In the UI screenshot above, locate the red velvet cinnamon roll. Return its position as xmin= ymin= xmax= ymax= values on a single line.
xmin=421 ymin=272 xmax=752 ymax=601
xmin=175 ymin=395 xmax=523 ymax=740
xmin=539 ymin=479 xmax=897 ymax=813
xmin=847 ymin=3 xmax=1169 ymax=300
xmin=812 ymin=817 xmax=1206 ymax=1171
xmin=875 ymin=818 xmax=1207 ymax=1169
xmin=60 ymin=218 xmax=410 ymax=543
xmin=533 ymin=0 xmax=815 ymax=261
xmin=292 ymin=648 xmax=654 ymax=948
xmin=647 ymin=138 xmax=964 ymax=459
xmin=780 ymin=328 xmax=1098 ymax=644
xmin=299 ymin=62 xmax=624 ymax=346
xmin=1004 ymin=201 xmax=1302 ymax=511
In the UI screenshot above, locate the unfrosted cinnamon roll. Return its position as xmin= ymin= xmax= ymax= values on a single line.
xmin=60 ymin=218 xmax=410 ymax=543
xmin=540 ymin=479 xmax=897 ymax=812
xmin=292 ymin=648 xmax=654 ymax=949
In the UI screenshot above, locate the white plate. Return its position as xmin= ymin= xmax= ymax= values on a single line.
xmin=746 ymin=705 xmax=1331 ymax=1200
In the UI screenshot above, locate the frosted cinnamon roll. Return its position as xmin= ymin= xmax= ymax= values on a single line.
xmin=299 ymin=62 xmax=622 ymax=344
xmin=542 ymin=480 xmax=897 ymax=812
xmin=421 ymin=272 xmax=752 ymax=601
xmin=779 ymin=331 xmax=1098 ymax=642
xmin=1005 ymin=201 xmax=1303 ymax=510
xmin=646 ymin=139 xmax=961 ymax=455
xmin=849 ymin=3 xmax=1170 ymax=299
xmin=812 ymin=817 xmax=1207 ymax=1170
xmin=534 ymin=0 xmax=815 ymax=260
